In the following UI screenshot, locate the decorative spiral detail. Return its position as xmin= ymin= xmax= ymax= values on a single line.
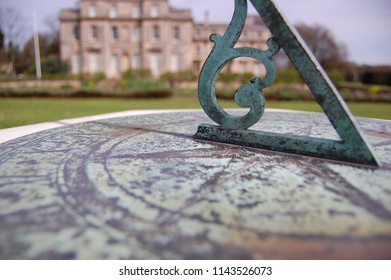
xmin=198 ymin=0 xmax=280 ymax=130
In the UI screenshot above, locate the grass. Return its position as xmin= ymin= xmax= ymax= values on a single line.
xmin=0 ymin=97 xmax=390 ymax=129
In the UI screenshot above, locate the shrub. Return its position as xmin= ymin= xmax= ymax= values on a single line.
xmin=340 ymin=88 xmax=353 ymax=101
xmin=161 ymin=70 xmax=198 ymax=82
xmin=327 ymin=70 xmax=344 ymax=85
xmin=60 ymin=83 xmax=73 ymax=89
xmin=239 ymin=72 xmax=255 ymax=84
xmin=81 ymin=72 xmax=106 ymax=88
xmin=369 ymin=85 xmax=382 ymax=94
xmin=218 ymin=72 xmax=261 ymax=84
xmin=122 ymin=68 xmax=152 ymax=79
xmin=175 ymin=88 xmax=198 ymax=96
xmin=218 ymin=72 xmax=240 ymax=83
xmin=275 ymin=68 xmax=303 ymax=84
xmin=216 ymin=88 xmax=235 ymax=99
xmin=41 ymin=73 xmax=75 ymax=80
xmin=362 ymin=71 xmax=391 ymax=86
xmin=121 ymin=78 xmax=170 ymax=92
xmin=275 ymin=85 xmax=313 ymax=101
xmin=214 ymin=84 xmax=313 ymax=101
xmin=120 ymin=68 xmax=171 ymax=96
xmin=41 ymin=55 xmax=70 ymax=74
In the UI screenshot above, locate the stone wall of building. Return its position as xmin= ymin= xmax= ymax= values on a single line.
xmin=60 ymin=0 xmax=271 ymax=78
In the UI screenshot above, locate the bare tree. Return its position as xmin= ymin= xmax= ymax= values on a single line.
xmin=43 ymin=15 xmax=60 ymax=56
xmin=0 ymin=27 xmax=4 ymax=52
xmin=0 ymin=27 xmax=5 ymax=68
xmin=295 ymin=23 xmax=348 ymax=68
xmin=0 ymin=7 xmax=26 ymax=74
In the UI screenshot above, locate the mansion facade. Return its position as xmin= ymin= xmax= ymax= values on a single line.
xmin=60 ymin=0 xmax=271 ymax=77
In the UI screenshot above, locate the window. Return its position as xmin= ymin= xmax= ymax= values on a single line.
xmin=72 ymin=53 xmax=81 ymax=73
xmin=112 ymin=26 xmax=119 ymax=40
xmin=89 ymin=4 xmax=97 ymax=17
xmin=133 ymin=4 xmax=141 ymax=18
xmin=133 ymin=26 xmax=141 ymax=42
xmin=110 ymin=4 xmax=118 ymax=18
xmin=132 ymin=53 xmax=141 ymax=69
xmin=111 ymin=54 xmax=120 ymax=75
xmin=240 ymin=61 xmax=248 ymax=73
xmin=122 ymin=26 xmax=129 ymax=41
xmin=152 ymin=25 xmax=160 ymax=41
xmin=73 ymin=25 xmax=80 ymax=40
xmin=122 ymin=52 xmax=130 ymax=69
xmin=254 ymin=62 xmax=264 ymax=76
xmin=193 ymin=61 xmax=201 ymax=72
xmin=171 ymin=53 xmax=180 ymax=72
xmin=151 ymin=4 xmax=159 ymax=17
xmin=196 ymin=45 xmax=201 ymax=55
xmin=172 ymin=26 xmax=180 ymax=40
xmin=150 ymin=52 xmax=161 ymax=76
xmin=91 ymin=25 xmax=98 ymax=40
xmin=89 ymin=52 xmax=99 ymax=72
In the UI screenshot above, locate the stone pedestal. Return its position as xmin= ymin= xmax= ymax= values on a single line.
xmin=0 ymin=110 xmax=390 ymax=259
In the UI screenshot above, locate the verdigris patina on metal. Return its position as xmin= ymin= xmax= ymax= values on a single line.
xmin=0 ymin=111 xmax=390 ymax=259
xmin=194 ymin=0 xmax=378 ymax=166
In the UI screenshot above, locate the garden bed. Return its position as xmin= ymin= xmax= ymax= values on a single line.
xmin=0 ymin=87 xmax=173 ymax=99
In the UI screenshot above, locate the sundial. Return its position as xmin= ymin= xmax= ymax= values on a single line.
xmin=195 ymin=0 xmax=378 ymax=166
xmin=0 ymin=0 xmax=390 ymax=259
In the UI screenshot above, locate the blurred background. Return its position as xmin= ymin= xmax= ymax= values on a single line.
xmin=1 ymin=0 xmax=390 ymax=129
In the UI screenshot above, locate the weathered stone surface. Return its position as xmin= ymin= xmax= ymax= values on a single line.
xmin=0 ymin=111 xmax=390 ymax=259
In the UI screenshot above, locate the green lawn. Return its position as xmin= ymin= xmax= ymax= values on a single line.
xmin=0 ymin=97 xmax=390 ymax=129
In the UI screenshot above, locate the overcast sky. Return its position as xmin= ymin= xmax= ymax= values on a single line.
xmin=1 ymin=0 xmax=390 ymax=65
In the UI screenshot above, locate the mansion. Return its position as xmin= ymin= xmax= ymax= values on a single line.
xmin=60 ymin=0 xmax=271 ymax=77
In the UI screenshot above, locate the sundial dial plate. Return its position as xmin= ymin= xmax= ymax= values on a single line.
xmin=0 ymin=111 xmax=390 ymax=259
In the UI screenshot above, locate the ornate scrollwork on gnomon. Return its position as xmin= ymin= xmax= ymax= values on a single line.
xmin=198 ymin=0 xmax=280 ymax=130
